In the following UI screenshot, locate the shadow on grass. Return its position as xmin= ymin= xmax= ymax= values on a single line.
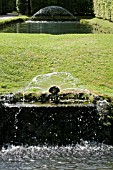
xmin=74 ymin=22 xmax=93 ymax=34
xmin=76 ymin=15 xmax=94 ymax=34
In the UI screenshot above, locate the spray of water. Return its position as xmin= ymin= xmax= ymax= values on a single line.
xmin=0 ymin=142 xmax=113 ymax=170
xmin=31 ymin=6 xmax=78 ymax=22
xmin=24 ymin=72 xmax=81 ymax=93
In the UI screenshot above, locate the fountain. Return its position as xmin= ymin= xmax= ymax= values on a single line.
xmin=0 ymin=72 xmax=113 ymax=147
xmin=21 ymin=6 xmax=80 ymax=34
xmin=0 ymin=72 xmax=113 ymax=169
xmin=30 ymin=6 xmax=79 ymax=21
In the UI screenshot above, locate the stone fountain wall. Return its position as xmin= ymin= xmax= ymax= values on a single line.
xmin=0 ymin=101 xmax=113 ymax=146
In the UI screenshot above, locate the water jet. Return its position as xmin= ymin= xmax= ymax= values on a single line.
xmin=30 ymin=6 xmax=79 ymax=22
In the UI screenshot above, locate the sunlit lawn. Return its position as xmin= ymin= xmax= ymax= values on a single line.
xmin=0 ymin=33 xmax=113 ymax=98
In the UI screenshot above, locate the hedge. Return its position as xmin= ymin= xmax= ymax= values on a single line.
xmin=93 ymin=0 xmax=113 ymax=22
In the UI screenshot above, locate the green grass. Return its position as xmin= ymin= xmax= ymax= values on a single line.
xmin=0 ymin=33 xmax=113 ymax=98
xmin=0 ymin=15 xmax=29 ymax=25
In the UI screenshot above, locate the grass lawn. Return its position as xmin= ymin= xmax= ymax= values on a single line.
xmin=0 ymin=15 xmax=28 ymax=25
xmin=0 ymin=33 xmax=113 ymax=98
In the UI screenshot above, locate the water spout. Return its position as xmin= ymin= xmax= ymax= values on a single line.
xmin=30 ymin=6 xmax=79 ymax=22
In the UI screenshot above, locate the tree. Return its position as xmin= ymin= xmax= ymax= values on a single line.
xmin=0 ymin=0 xmax=15 ymax=14
xmin=17 ymin=0 xmax=94 ymax=15
xmin=0 ymin=0 xmax=2 ymax=14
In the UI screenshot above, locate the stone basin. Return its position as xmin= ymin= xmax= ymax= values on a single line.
xmin=0 ymin=87 xmax=113 ymax=146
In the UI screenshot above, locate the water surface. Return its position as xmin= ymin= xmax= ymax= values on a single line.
xmin=0 ymin=142 xmax=113 ymax=170
xmin=0 ymin=21 xmax=92 ymax=34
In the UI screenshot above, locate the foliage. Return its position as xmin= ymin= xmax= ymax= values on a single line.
xmin=0 ymin=0 xmax=16 ymax=14
xmin=81 ymin=17 xmax=113 ymax=33
xmin=93 ymin=0 xmax=113 ymax=21
xmin=17 ymin=0 xmax=94 ymax=15
xmin=17 ymin=0 xmax=27 ymax=14
xmin=0 ymin=0 xmax=2 ymax=14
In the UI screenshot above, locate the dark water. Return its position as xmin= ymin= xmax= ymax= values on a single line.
xmin=0 ymin=21 xmax=92 ymax=34
xmin=0 ymin=142 xmax=113 ymax=170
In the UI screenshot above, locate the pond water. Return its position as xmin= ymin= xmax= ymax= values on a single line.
xmin=0 ymin=21 xmax=92 ymax=34
xmin=0 ymin=142 xmax=113 ymax=170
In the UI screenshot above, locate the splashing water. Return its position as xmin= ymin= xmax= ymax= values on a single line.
xmin=30 ymin=6 xmax=78 ymax=22
xmin=24 ymin=72 xmax=81 ymax=93
xmin=0 ymin=142 xmax=113 ymax=170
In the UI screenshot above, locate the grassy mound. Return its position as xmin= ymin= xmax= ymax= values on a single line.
xmin=81 ymin=17 xmax=113 ymax=34
xmin=0 ymin=33 xmax=113 ymax=100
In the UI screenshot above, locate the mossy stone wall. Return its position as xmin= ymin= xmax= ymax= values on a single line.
xmin=0 ymin=102 xmax=113 ymax=146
